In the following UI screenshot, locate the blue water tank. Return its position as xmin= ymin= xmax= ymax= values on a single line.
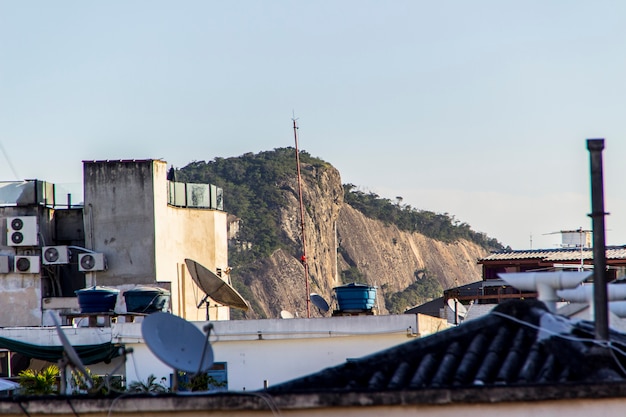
xmin=75 ymin=286 xmax=119 ymax=313
xmin=333 ymin=283 xmax=377 ymax=311
xmin=124 ymin=286 xmax=170 ymax=314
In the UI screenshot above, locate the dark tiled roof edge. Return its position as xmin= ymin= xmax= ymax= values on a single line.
xmin=263 ymin=381 xmax=626 ymax=408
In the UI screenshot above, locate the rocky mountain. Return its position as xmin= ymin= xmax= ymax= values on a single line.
xmin=177 ymin=149 xmax=500 ymax=319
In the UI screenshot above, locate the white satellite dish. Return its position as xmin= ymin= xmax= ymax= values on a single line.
xmin=310 ymin=293 xmax=330 ymax=313
xmin=280 ymin=310 xmax=294 ymax=319
xmin=447 ymin=298 xmax=467 ymax=316
xmin=142 ymin=312 xmax=214 ymax=376
xmin=49 ymin=312 xmax=94 ymax=393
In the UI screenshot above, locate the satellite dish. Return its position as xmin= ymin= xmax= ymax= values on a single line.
xmin=310 ymin=293 xmax=330 ymax=313
xmin=184 ymin=259 xmax=249 ymax=311
xmin=280 ymin=310 xmax=294 ymax=319
xmin=142 ymin=312 xmax=214 ymax=374
xmin=447 ymin=298 xmax=467 ymax=316
xmin=49 ymin=312 xmax=94 ymax=392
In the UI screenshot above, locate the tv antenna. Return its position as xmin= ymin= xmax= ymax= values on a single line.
xmin=185 ymin=259 xmax=250 ymax=313
xmin=293 ymin=116 xmax=311 ymax=318
xmin=141 ymin=312 xmax=214 ymax=391
xmin=543 ymin=227 xmax=592 ymax=271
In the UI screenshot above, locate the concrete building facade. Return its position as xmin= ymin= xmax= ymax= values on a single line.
xmin=82 ymin=160 xmax=229 ymax=321
xmin=0 ymin=159 xmax=229 ymax=329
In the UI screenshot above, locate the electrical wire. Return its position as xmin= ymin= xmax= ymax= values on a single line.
xmin=106 ymin=393 xmax=132 ymax=417
xmin=491 ymin=310 xmax=626 ymax=375
xmin=17 ymin=402 xmax=31 ymax=417
xmin=65 ymin=397 xmax=79 ymax=417
xmin=228 ymin=391 xmax=283 ymax=417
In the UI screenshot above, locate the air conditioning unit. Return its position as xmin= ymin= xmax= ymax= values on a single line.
xmin=78 ymin=253 xmax=106 ymax=272
xmin=14 ymin=256 xmax=40 ymax=274
xmin=42 ymin=246 xmax=70 ymax=265
xmin=6 ymin=216 xmax=38 ymax=246
xmin=0 ymin=255 xmax=9 ymax=273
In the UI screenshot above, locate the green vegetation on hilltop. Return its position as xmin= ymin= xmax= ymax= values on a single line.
xmin=343 ymin=184 xmax=505 ymax=251
xmin=177 ymin=148 xmax=504 ymax=264
xmin=177 ymin=148 xmax=327 ymax=264
xmin=175 ymin=148 xmax=504 ymax=316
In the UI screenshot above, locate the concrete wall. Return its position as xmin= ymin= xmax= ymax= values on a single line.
xmin=0 ymin=206 xmax=55 ymax=326
xmin=83 ymin=160 xmax=229 ymax=321
xmin=83 ymin=161 xmax=158 ymax=286
xmin=2 ymin=392 xmax=626 ymax=417
xmin=117 ymin=314 xmax=447 ymax=390
xmin=152 ymin=162 xmax=229 ymax=321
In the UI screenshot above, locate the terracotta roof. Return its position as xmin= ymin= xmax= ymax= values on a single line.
xmin=268 ymin=300 xmax=626 ymax=392
xmin=478 ymin=246 xmax=626 ymax=263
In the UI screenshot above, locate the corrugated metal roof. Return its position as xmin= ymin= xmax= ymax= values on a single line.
xmin=479 ymin=246 xmax=626 ymax=263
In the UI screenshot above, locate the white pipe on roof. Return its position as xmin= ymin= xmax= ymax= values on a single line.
xmin=498 ymin=271 xmax=592 ymax=312
xmin=557 ymin=284 xmax=626 ymax=303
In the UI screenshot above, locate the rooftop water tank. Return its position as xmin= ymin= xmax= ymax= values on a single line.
xmin=334 ymin=283 xmax=377 ymax=311
xmin=124 ymin=286 xmax=170 ymax=314
xmin=75 ymin=286 xmax=119 ymax=313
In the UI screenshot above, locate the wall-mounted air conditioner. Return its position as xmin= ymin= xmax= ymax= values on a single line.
xmin=14 ymin=256 xmax=40 ymax=274
xmin=6 ymin=216 xmax=38 ymax=246
xmin=78 ymin=253 xmax=106 ymax=272
xmin=0 ymin=255 xmax=9 ymax=273
xmin=42 ymin=246 xmax=70 ymax=265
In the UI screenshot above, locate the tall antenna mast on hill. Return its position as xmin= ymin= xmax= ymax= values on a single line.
xmin=293 ymin=116 xmax=311 ymax=318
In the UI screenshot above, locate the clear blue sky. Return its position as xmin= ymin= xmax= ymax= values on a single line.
xmin=1 ymin=1 xmax=626 ymax=250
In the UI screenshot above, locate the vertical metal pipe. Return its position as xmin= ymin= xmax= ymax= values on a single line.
xmin=587 ymin=139 xmax=609 ymax=341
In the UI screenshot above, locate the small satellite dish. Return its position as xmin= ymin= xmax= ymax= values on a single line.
xmin=310 ymin=293 xmax=330 ymax=313
xmin=142 ymin=312 xmax=214 ymax=374
xmin=184 ymin=259 xmax=249 ymax=311
xmin=49 ymin=312 xmax=94 ymax=392
xmin=280 ymin=310 xmax=294 ymax=319
xmin=447 ymin=298 xmax=467 ymax=316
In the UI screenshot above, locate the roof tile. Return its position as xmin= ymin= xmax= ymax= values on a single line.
xmin=268 ymin=300 xmax=626 ymax=393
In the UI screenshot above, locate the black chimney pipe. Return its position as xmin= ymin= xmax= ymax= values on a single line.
xmin=587 ymin=139 xmax=609 ymax=342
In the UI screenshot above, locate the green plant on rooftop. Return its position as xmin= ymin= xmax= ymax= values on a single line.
xmin=127 ymin=374 xmax=168 ymax=393
xmin=18 ymin=365 xmax=59 ymax=395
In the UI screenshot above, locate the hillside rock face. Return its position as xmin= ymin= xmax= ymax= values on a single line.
xmin=233 ymin=163 xmax=488 ymax=319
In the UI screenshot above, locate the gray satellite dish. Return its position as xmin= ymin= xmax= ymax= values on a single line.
xmin=280 ymin=310 xmax=294 ymax=319
xmin=184 ymin=259 xmax=250 ymax=311
xmin=310 ymin=293 xmax=330 ymax=313
xmin=49 ymin=312 xmax=94 ymax=393
xmin=141 ymin=312 xmax=214 ymax=374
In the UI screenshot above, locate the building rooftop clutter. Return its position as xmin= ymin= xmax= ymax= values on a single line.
xmin=479 ymin=246 xmax=626 ymax=263
xmin=268 ymin=299 xmax=626 ymax=393
xmin=477 ymin=246 xmax=626 ymax=282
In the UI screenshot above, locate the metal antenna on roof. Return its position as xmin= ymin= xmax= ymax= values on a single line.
xmin=293 ymin=115 xmax=311 ymax=318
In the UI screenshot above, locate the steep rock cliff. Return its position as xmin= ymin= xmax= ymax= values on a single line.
xmin=232 ymin=162 xmax=488 ymax=319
